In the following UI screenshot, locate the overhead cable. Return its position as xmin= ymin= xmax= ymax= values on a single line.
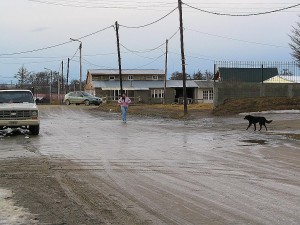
xmin=77 ymin=25 xmax=114 ymax=39
xmin=0 ymin=25 xmax=114 ymax=56
xmin=27 ymin=0 xmax=176 ymax=10
xmin=133 ymin=53 xmax=165 ymax=69
xmin=185 ymin=28 xmax=289 ymax=48
xmin=82 ymin=58 xmax=114 ymax=69
xmin=183 ymin=2 xmax=300 ymax=16
xmin=118 ymin=28 xmax=179 ymax=54
xmin=120 ymin=44 xmax=162 ymax=59
xmin=119 ymin=7 xmax=178 ymax=28
xmin=0 ymin=41 xmax=72 ymax=57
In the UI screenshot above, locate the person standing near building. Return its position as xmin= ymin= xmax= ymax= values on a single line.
xmin=118 ymin=92 xmax=131 ymax=123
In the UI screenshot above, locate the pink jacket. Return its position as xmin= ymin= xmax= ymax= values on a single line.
xmin=118 ymin=97 xmax=131 ymax=107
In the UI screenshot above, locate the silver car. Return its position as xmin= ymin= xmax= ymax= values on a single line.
xmin=64 ymin=91 xmax=102 ymax=106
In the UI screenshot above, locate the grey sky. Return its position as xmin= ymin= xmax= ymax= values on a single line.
xmin=0 ymin=0 xmax=299 ymax=83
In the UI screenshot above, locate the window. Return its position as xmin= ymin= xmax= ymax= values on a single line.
xmin=152 ymin=75 xmax=158 ymax=80
xmin=128 ymin=75 xmax=133 ymax=80
xmin=209 ymin=90 xmax=214 ymax=100
xmin=203 ymin=90 xmax=208 ymax=100
xmin=109 ymin=76 xmax=115 ymax=80
xmin=112 ymin=90 xmax=127 ymax=100
xmin=151 ymin=89 xmax=164 ymax=99
xmin=203 ymin=90 xmax=213 ymax=100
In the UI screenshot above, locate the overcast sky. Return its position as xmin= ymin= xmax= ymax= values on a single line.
xmin=0 ymin=0 xmax=299 ymax=83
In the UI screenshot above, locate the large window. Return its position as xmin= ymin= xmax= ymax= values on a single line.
xmin=151 ymin=89 xmax=164 ymax=98
xmin=203 ymin=90 xmax=213 ymax=100
xmin=112 ymin=90 xmax=127 ymax=100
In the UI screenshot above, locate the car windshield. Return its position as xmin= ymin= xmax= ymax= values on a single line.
xmin=0 ymin=91 xmax=34 ymax=103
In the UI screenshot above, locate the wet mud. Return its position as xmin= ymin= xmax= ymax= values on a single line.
xmin=0 ymin=105 xmax=299 ymax=225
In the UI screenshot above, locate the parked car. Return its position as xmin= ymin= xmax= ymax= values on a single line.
xmin=0 ymin=90 xmax=40 ymax=135
xmin=64 ymin=91 xmax=102 ymax=106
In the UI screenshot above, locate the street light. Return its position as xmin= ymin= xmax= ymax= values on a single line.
xmin=44 ymin=68 xmax=52 ymax=104
xmin=70 ymin=38 xmax=82 ymax=91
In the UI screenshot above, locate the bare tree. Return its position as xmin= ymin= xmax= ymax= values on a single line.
xmin=289 ymin=19 xmax=300 ymax=63
xmin=170 ymin=71 xmax=191 ymax=80
xmin=15 ymin=66 xmax=31 ymax=88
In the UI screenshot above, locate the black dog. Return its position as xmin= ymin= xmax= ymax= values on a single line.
xmin=244 ymin=115 xmax=272 ymax=131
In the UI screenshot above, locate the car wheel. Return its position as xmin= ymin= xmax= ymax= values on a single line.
xmin=29 ymin=125 xmax=40 ymax=135
xmin=84 ymin=100 xmax=90 ymax=106
xmin=65 ymin=100 xmax=70 ymax=105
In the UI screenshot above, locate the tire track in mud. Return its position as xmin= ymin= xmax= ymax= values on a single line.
xmin=31 ymin=105 xmax=300 ymax=225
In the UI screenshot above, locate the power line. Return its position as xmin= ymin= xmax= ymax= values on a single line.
xmin=27 ymin=0 xmax=176 ymax=10
xmin=118 ymin=28 xmax=179 ymax=54
xmin=120 ymin=44 xmax=163 ymax=59
xmin=119 ymin=7 xmax=178 ymax=28
xmin=120 ymin=43 xmax=165 ymax=54
xmin=0 ymin=25 xmax=114 ymax=57
xmin=82 ymin=58 xmax=114 ymax=69
xmin=132 ymin=53 xmax=165 ymax=69
xmin=183 ymin=2 xmax=300 ymax=16
xmin=0 ymin=41 xmax=72 ymax=57
xmin=77 ymin=25 xmax=114 ymax=39
xmin=185 ymin=28 xmax=289 ymax=48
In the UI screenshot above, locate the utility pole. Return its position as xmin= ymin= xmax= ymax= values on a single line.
xmin=61 ymin=60 xmax=64 ymax=104
xmin=70 ymin=38 xmax=82 ymax=91
xmin=79 ymin=42 xmax=82 ymax=91
xmin=61 ymin=60 xmax=64 ymax=96
xmin=66 ymin=58 xmax=70 ymax=93
xmin=44 ymin=68 xmax=52 ymax=104
xmin=50 ymin=70 xmax=52 ymax=105
xmin=178 ymin=0 xmax=188 ymax=115
xmin=58 ymin=76 xmax=60 ymax=105
xmin=164 ymin=39 xmax=168 ymax=104
xmin=115 ymin=21 xmax=123 ymax=94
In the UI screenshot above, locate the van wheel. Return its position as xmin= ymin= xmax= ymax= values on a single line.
xmin=29 ymin=125 xmax=40 ymax=135
xmin=65 ymin=100 xmax=70 ymax=105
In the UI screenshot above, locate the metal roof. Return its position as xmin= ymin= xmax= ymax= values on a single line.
xmin=92 ymin=80 xmax=206 ymax=90
xmin=167 ymin=80 xmax=199 ymax=88
xmin=88 ymin=69 xmax=165 ymax=75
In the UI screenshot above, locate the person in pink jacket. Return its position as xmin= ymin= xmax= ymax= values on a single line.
xmin=118 ymin=93 xmax=131 ymax=123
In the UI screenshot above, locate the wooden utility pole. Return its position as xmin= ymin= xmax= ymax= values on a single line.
xmin=115 ymin=21 xmax=123 ymax=94
xmin=61 ymin=60 xmax=64 ymax=103
xmin=66 ymin=58 xmax=70 ymax=93
xmin=58 ymin=75 xmax=60 ymax=104
xmin=178 ymin=0 xmax=187 ymax=115
xmin=79 ymin=42 xmax=83 ymax=91
xmin=164 ymin=39 xmax=168 ymax=104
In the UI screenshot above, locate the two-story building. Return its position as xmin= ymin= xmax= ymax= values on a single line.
xmin=85 ymin=69 xmax=214 ymax=103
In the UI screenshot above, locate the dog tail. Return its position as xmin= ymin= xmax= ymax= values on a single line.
xmin=266 ymin=120 xmax=272 ymax=124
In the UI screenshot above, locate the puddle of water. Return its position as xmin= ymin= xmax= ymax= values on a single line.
xmin=241 ymin=139 xmax=268 ymax=145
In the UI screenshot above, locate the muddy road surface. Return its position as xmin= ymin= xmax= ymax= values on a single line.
xmin=0 ymin=105 xmax=300 ymax=225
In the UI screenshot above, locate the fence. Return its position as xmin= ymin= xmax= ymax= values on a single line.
xmin=213 ymin=61 xmax=300 ymax=106
xmin=214 ymin=61 xmax=300 ymax=83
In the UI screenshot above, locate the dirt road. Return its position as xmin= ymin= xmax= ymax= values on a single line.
xmin=0 ymin=105 xmax=299 ymax=225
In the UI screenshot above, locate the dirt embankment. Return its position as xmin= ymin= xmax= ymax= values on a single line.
xmin=94 ymin=103 xmax=214 ymax=119
xmin=213 ymin=97 xmax=300 ymax=116
xmin=94 ymin=97 xmax=300 ymax=118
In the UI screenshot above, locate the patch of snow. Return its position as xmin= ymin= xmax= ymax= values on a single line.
xmin=0 ymin=189 xmax=38 ymax=225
